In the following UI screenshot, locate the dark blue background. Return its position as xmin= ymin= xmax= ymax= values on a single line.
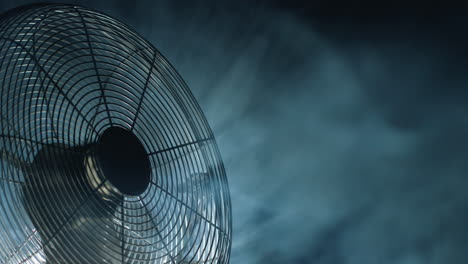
xmin=1 ymin=1 xmax=467 ymax=263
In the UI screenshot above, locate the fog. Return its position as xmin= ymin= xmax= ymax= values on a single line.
xmin=1 ymin=1 xmax=467 ymax=263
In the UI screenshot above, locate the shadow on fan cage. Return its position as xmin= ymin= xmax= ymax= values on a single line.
xmin=0 ymin=3 xmax=231 ymax=264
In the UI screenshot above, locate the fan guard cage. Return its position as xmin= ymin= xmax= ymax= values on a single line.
xmin=0 ymin=4 xmax=231 ymax=264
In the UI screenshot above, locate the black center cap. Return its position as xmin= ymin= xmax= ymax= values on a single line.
xmin=97 ymin=127 xmax=151 ymax=196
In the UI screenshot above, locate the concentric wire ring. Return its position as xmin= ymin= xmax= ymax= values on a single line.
xmin=0 ymin=4 xmax=231 ymax=263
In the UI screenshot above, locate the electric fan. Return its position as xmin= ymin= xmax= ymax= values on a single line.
xmin=0 ymin=3 xmax=231 ymax=264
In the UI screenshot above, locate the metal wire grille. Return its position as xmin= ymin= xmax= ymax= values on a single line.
xmin=0 ymin=4 xmax=231 ymax=264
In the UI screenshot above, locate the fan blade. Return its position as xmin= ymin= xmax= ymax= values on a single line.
xmin=119 ymin=196 xmax=176 ymax=264
xmin=18 ymin=143 xmax=121 ymax=263
xmin=0 ymin=4 xmax=231 ymax=263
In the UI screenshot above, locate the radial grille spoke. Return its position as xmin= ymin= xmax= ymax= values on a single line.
xmin=139 ymin=198 xmax=176 ymax=264
xmin=0 ymin=37 xmax=99 ymax=137
xmin=150 ymin=181 xmax=227 ymax=238
xmin=0 ymin=4 xmax=231 ymax=264
xmin=148 ymin=137 xmax=213 ymax=156
xmin=14 ymin=180 xmax=108 ymax=264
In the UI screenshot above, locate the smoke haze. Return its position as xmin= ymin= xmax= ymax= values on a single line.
xmin=1 ymin=1 xmax=467 ymax=263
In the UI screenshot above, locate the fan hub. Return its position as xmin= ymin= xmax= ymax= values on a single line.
xmin=96 ymin=127 xmax=151 ymax=196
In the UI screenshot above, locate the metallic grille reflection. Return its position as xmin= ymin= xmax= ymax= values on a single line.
xmin=0 ymin=4 xmax=231 ymax=263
